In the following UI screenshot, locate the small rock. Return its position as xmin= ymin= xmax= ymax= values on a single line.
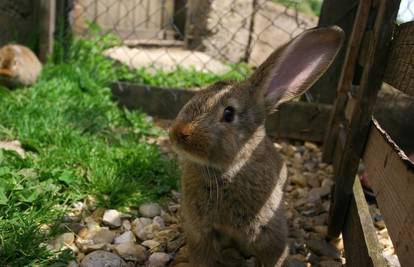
xmin=307 ymin=239 xmax=340 ymax=259
xmin=0 ymin=140 xmax=25 ymax=158
xmin=139 ymin=203 xmax=161 ymax=218
xmin=308 ymin=188 xmax=322 ymax=204
xmin=304 ymin=141 xmax=318 ymax=151
xmin=153 ymin=216 xmax=165 ymax=229
xmin=135 ymin=224 xmax=160 ymax=241
xmin=319 ymin=260 xmax=342 ymax=267
xmin=142 ymin=239 xmax=162 ymax=250
xmin=84 ymin=217 xmax=100 ymax=232
xmin=113 ymin=242 xmax=147 ymax=263
xmin=114 ymin=231 xmax=136 ymax=244
xmin=122 ymin=220 xmax=131 ymax=231
xmin=374 ymin=215 xmax=386 ymax=230
xmin=148 ymin=252 xmax=171 ymax=267
xmin=92 ymin=228 xmax=116 ymax=244
xmin=291 ymin=172 xmax=307 ymax=187
xmin=102 ymin=209 xmax=121 ymax=228
xmin=80 ymin=250 xmax=126 ymax=267
xmin=79 ymin=243 xmax=108 ymax=253
xmin=313 ymin=225 xmax=328 ymax=237
xmin=285 ymin=257 xmax=306 ymax=267
xmin=52 ymin=232 xmax=75 ymax=251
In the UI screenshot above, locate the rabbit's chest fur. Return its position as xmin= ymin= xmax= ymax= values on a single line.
xmin=180 ymin=137 xmax=287 ymax=246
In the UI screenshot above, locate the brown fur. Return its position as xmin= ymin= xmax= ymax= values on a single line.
xmin=0 ymin=44 xmax=42 ymax=88
xmin=169 ymin=27 xmax=344 ymax=267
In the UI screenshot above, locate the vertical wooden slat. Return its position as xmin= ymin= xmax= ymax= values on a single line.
xmin=327 ymin=0 xmax=401 ymax=238
xmin=322 ymin=0 xmax=373 ymax=162
xmin=307 ymin=0 xmax=358 ymax=104
xmin=343 ymin=178 xmax=388 ymax=267
xmin=38 ymin=0 xmax=56 ymax=62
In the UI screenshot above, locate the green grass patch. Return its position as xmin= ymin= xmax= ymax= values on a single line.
xmin=274 ymin=0 xmax=322 ymax=16
xmin=116 ymin=63 xmax=252 ymax=89
xmin=0 ymin=30 xmax=178 ymax=266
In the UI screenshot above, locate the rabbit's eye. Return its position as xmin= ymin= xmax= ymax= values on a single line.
xmin=223 ymin=106 xmax=235 ymax=123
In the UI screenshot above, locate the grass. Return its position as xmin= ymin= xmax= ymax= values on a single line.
xmin=0 ymin=31 xmax=179 ymax=266
xmin=116 ymin=63 xmax=252 ymax=89
xmin=274 ymin=0 xmax=323 ymax=16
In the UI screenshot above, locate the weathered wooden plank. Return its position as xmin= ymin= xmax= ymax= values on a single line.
xmin=38 ymin=0 xmax=56 ymax=62
xmin=307 ymin=0 xmax=358 ymax=103
xmin=110 ymin=82 xmax=332 ymax=142
xmin=384 ymin=22 xmax=414 ymax=97
xmin=328 ymin=0 xmax=402 ymax=238
xmin=343 ymin=178 xmax=388 ymax=267
xmin=322 ymin=0 xmax=373 ymax=162
xmin=363 ymin=119 xmax=414 ymax=267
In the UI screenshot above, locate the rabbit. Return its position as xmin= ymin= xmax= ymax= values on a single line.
xmin=169 ymin=26 xmax=344 ymax=267
xmin=0 ymin=44 xmax=42 ymax=88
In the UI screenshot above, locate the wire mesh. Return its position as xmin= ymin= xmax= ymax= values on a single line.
xmin=68 ymin=0 xmax=320 ymax=78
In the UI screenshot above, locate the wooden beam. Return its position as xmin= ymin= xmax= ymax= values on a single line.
xmin=384 ymin=22 xmax=414 ymax=97
xmin=110 ymin=82 xmax=331 ymax=142
xmin=328 ymin=0 xmax=401 ymax=238
xmin=343 ymin=178 xmax=388 ymax=267
xmin=307 ymin=0 xmax=358 ymax=104
xmin=363 ymin=120 xmax=414 ymax=267
xmin=322 ymin=0 xmax=373 ymax=162
xmin=38 ymin=0 xmax=56 ymax=63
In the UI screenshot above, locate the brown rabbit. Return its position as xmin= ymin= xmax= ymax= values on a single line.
xmin=0 ymin=44 xmax=42 ymax=88
xmin=169 ymin=26 xmax=344 ymax=267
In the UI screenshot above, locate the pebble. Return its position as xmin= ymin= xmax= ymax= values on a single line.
xmin=136 ymin=224 xmax=159 ymax=241
xmin=148 ymin=252 xmax=171 ymax=267
xmin=114 ymin=231 xmax=136 ymax=244
xmin=80 ymin=250 xmax=126 ymax=267
xmin=51 ymin=232 xmax=75 ymax=251
xmin=122 ymin=220 xmax=131 ymax=231
xmin=139 ymin=203 xmax=161 ymax=218
xmin=291 ymin=172 xmax=307 ymax=187
xmin=92 ymin=228 xmax=116 ymax=244
xmin=142 ymin=239 xmax=162 ymax=250
xmin=113 ymin=242 xmax=147 ymax=263
xmin=319 ymin=260 xmax=342 ymax=267
xmin=153 ymin=216 xmax=166 ymax=229
xmin=102 ymin=209 xmax=122 ymax=228
xmin=307 ymin=239 xmax=341 ymax=259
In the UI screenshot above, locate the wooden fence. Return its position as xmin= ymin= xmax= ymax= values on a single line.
xmin=322 ymin=0 xmax=414 ymax=266
xmin=111 ymin=0 xmax=414 ymax=266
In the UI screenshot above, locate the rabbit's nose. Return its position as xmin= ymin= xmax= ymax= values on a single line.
xmin=171 ymin=123 xmax=193 ymax=143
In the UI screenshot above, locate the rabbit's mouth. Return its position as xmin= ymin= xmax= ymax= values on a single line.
xmin=0 ymin=69 xmax=14 ymax=78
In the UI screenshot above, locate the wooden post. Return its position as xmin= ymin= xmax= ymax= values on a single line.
xmin=306 ymin=0 xmax=359 ymax=104
xmin=327 ymin=0 xmax=401 ymax=238
xmin=322 ymin=0 xmax=373 ymax=162
xmin=38 ymin=0 xmax=56 ymax=62
xmin=184 ymin=0 xmax=211 ymax=50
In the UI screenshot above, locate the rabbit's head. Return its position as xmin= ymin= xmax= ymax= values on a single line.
xmin=0 ymin=45 xmax=19 ymax=79
xmin=170 ymin=26 xmax=344 ymax=168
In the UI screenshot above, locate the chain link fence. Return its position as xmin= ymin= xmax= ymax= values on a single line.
xmin=67 ymin=0 xmax=319 ymax=76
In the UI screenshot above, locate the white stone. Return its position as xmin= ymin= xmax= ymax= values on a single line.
xmin=148 ymin=252 xmax=171 ymax=267
xmin=114 ymin=231 xmax=136 ymax=244
xmin=102 ymin=209 xmax=121 ymax=228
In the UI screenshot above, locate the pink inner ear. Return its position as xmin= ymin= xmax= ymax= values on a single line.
xmin=265 ymin=32 xmax=339 ymax=103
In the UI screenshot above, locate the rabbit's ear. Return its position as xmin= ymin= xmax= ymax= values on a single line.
xmin=248 ymin=26 xmax=344 ymax=113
